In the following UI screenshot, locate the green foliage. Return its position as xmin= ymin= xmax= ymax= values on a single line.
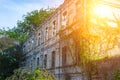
xmin=28 ymin=68 xmax=55 ymax=80
xmin=75 ymin=5 xmax=120 ymax=80
xmin=113 ymin=70 xmax=120 ymax=80
xmin=0 ymin=29 xmax=5 ymax=35
xmin=0 ymin=45 xmax=23 ymax=80
xmin=5 ymin=68 xmax=30 ymax=80
xmin=0 ymin=28 xmax=26 ymax=42
xmin=6 ymin=68 xmax=55 ymax=80
xmin=0 ymin=37 xmax=17 ymax=51
xmin=1 ymin=8 xmax=55 ymax=42
xmin=0 ymin=7 xmax=55 ymax=80
xmin=6 ymin=29 xmax=27 ymax=42
xmin=17 ymin=8 xmax=55 ymax=35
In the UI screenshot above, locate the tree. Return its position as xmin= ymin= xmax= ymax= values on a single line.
xmin=17 ymin=8 xmax=55 ymax=36
xmin=113 ymin=70 xmax=120 ymax=80
xmin=0 ymin=45 xmax=23 ymax=80
xmin=0 ymin=7 xmax=55 ymax=80
xmin=0 ymin=37 xmax=17 ymax=51
xmin=0 ymin=8 xmax=55 ymax=42
xmin=76 ymin=3 xmax=120 ymax=80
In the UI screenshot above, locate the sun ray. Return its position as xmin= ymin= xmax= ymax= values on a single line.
xmin=93 ymin=4 xmax=113 ymax=18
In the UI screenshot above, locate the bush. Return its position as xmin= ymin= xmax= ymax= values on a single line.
xmin=6 ymin=68 xmax=55 ymax=80
xmin=113 ymin=70 xmax=120 ymax=80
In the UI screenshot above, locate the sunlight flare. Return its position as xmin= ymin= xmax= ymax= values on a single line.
xmin=93 ymin=4 xmax=113 ymax=18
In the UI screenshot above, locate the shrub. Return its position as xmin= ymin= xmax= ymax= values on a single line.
xmin=6 ymin=68 xmax=55 ymax=80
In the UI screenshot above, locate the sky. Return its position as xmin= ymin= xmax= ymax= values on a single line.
xmin=0 ymin=0 xmax=64 ymax=30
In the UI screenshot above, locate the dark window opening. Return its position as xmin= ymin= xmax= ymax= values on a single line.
xmin=62 ymin=46 xmax=67 ymax=66
xmin=37 ymin=57 xmax=39 ymax=66
xmin=53 ymin=20 xmax=56 ymax=26
xmin=38 ymin=37 xmax=40 ymax=45
xmin=39 ymin=55 xmax=43 ymax=68
xmin=62 ymin=11 xmax=67 ymax=27
xmin=51 ymin=51 xmax=55 ymax=68
xmin=63 ymin=11 xmax=67 ymax=16
xmin=65 ymin=74 xmax=71 ymax=80
xmin=46 ymin=27 xmax=48 ymax=30
xmin=44 ymin=55 xmax=47 ymax=68
xmin=63 ymin=11 xmax=67 ymax=20
xmin=38 ymin=33 xmax=40 ymax=36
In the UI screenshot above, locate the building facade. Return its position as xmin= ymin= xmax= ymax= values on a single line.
xmin=22 ymin=0 xmax=120 ymax=80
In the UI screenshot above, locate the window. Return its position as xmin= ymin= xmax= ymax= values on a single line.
xmin=48 ymin=27 xmax=52 ymax=38
xmin=44 ymin=55 xmax=47 ymax=68
xmin=65 ymin=74 xmax=71 ymax=80
xmin=53 ymin=20 xmax=56 ymax=28
xmin=38 ymin=33 xmax=40 ymax=36
xmin=38 ymin=37 xmax=40 ymax=45
xmin=37 ymin=57 xmax=39 ymax=66
xmin=40 ymin=55 xmax=43 ymax=67
xmin=75 ymin=41 xmax=80 ymax=64
xmin=76 ymin=1 xmax=81 ymax=9
xmin=62 ymin=11 xmax=67 ymax=28
xmin=75 ymin=0 xmax=82 ymax=20
xmin=31 ymin=60 xmax=33 ymax=71
xmin=23 ymin=45 xmax=25 ymax=47
xmin=46 ymin=27 xmax=48 ymax=40
xmin=51 ymin=51 xmax=55 ymax=68
xmin=63 ymin=11 xmax=67 ymax=21
xmin=53 ymin=20 xmax=56 ymax=36
xmin=62 ymin=46 xmax=67 ymax=66
xmin=63 ymin=11 xmax=67 ymax=16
